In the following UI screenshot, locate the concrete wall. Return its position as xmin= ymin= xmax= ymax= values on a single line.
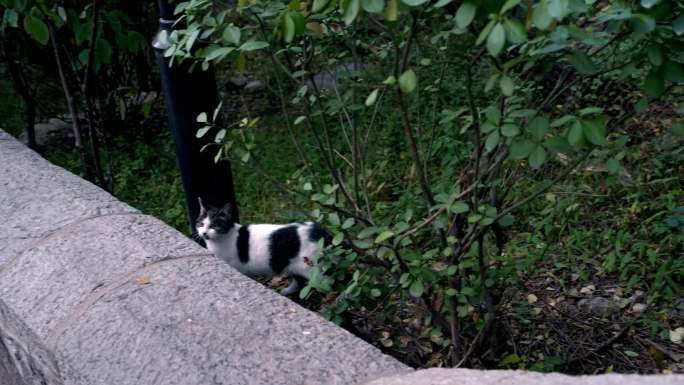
xmin=0 ymin=130 xmax=407 ymax=385
xmin=1 ymin=129 xmax=681 ymax=385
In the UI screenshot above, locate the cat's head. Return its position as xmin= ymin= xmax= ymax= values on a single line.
xmin=195 ymin=198 xmax=235 ymax=241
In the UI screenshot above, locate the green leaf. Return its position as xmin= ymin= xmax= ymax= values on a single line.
xmin=605 ymin=158 xmax=620 ymax=174
xmin=468 ymin=214 xmax=482 ymax=223
xmin=548 ymin=0 xmax=568 ymax=19
xmin=663 ymin=61 xmax=684 ymax=83
xmin=672 ymin=121 xmax=684 ymax=137
xmin=342 ymin=0 xmax=361 ymax=25
xmin=647 ymin=45 xmax=662 ymax=66
xmin=4 ymin=9 xmax=19 ymax=27
xmin=96 ymin=39 xmax=112 ymax=65
xmin=503 ymin=18 xmax=527 ymax=43
xmin=529 ymin=116 xmax=549 ymax=141
xmin=528 ymin=145 xmax=547 ymax=169
xmin=578 ymin=107 xmax=603 ymax=117
xmin=581 ymin=119 xmax=607 ymax=146
xmin=303 ymin=182 xmax=312 ymax=191
xmin=312 ymin=0 xmax=330 ymax=13
xmin=57 ymin=6 xmax=67 ymax=22
xmin=567 ymin=119 xmax=583 ymax=146
xmin=332 ymin=232 xmax=344 ymax=246
xmin=383 ymin=75 xmax=396 ymax=85
xmin=365 ymin=89 xmax=379 ymax=106
xmin=455 ymin=1 xmax=477 ymax=29
xmin=204 ymin=46 xmax=234 ymax=61
xmin=399 ymin=69 xmax=417 ymax=93
xmin=640 ymin=0 xmax=659 ymax=8
xmin=510 ymin=139 xmax=534 ymax=159
xmin=451 ymin=201 xmax=469 ymax=214
xmin=500 ymin=0 xmax=521 ymax=14
xmin=551 ymin=115 xmax=575 ymax=127
xmin=499 ymin=75 xmax=514 ymax=96
xmin=485 ymin=130 xmax=500 ymax=153
xmin=409 ymin=280 xmax=424 ymax=297
xmin=358 ymin=226 xmax=379 ymax=239
xmin=487 ymin=23 xmax=506 ymax=56
xmin=630 ymin=14 xmax=656 ymax=33
xmin=23 ymin=15 xmax=49 ymax=45
xmin=570 ymin=51 xmax=598 ymax=74
xmin=643 ymin=69 xmax=665 ymax=97
xmin=532 ymin=1 xmax=552 ymax=30
xmin=501 ymin=123 xmax=521 ymax=137
xmin=370 ymin=288 xmax=382 ymax=297
xmin=476 ymin=19 xmax=496 ymax=45
xmin=375 ymin=230 xmax=395 ymax=243
xmin=328 ymin=213 xmax=341 ymax=226
xmin=362 ymin=0 xmax=385 ymax=13
xmin=282 ymin=13 xmax=295 ymax=43
xmin=674 ymin=15 xmax=684 ymax=36
xmin=433 ymin=0 xmax=454 ymax=8
xmin=239 ymin=41 xmax=269 ymax=51
xmin=498 ymin=214 xmax=515 ymax=227
xmin=196 ymin=112 xmax=208 ymax=123
xmin=342 ymin=217 xmax=355 ymax=229
xmin=384 ymin=0 xmax=399 ymax=21
xmin=196 ymin=126 xmax=211 ymax=138
xmin=480 ymin=121 xmax=497 ymax=134
xmin=402 ymin=0 xmax=429 ymax=6
xmin=223 ymin=25 xmax=241 ymax=45
xmin=485 ymin=73 xmax=500 ymax=92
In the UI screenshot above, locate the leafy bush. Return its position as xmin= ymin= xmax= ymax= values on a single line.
xmin=165 ymin=0 xmax=684 ymax=369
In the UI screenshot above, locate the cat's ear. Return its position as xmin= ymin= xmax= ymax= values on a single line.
xmin=220 ymin=203 xmax=234 ymax=220
xmin=197 ymin=197 xmax=207 ymax=217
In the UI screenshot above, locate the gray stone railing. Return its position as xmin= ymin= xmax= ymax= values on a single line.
xmin=1 ymin=128 xmax=681 ymax=385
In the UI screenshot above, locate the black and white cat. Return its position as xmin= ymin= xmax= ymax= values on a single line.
xmin=195 ymin=198 xmax=331 ymax=295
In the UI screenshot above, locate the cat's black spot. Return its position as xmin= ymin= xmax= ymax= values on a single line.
xmin=237 ymin=225 xmax=250 ymax=263
xmin=208 ymin=208 xmax=234 ymax=233
xmin=269 ymin=225 xmax=301 ymax=274
xmin=294 ymin=275 xmax=308 ymax=289
xmin=308 ymin=223 xmax=332 ymax=247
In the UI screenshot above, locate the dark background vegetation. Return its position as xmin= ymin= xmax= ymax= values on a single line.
xmin=1 ymin=0 xmax=683 ymax=375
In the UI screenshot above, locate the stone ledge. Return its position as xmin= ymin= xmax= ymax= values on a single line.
xmin=1 ymin=299 xmax=63 ymax=385
xmin=0 ymin=130 xmax=408 ymax=385
xmin=55 ymin=256 xmax=406 ymax=385
xmin=365 ymin=368 xmax=684 ymax=385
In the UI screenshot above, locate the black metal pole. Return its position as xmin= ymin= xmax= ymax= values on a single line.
xmin=153 ymin=0 xmax=238 ymax=238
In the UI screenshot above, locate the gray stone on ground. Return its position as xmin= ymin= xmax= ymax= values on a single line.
xmin=578 ymin=297 xmax=620 ymax=318
xmin=365 ymin=368 xmax=684 ymax=385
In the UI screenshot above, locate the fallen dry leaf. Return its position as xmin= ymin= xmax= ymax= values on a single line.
xmin=135 ymin=276 xmax=150 ymax=285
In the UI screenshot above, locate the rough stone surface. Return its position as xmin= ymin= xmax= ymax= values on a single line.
xmin=0 ymin=136 xmax=137 ymax=241
xmin=0 ymin=299 xmax=63 ymax=385
xmin=18 ymin=121 xmax=73 ymax=147
xmin=0 ymin=237 xmax=38 ymax=269
xmin=578 ymin=297 xmax=620 ymax=318
xmin=0 ymin=214 xmax=207 ymax=341
xmin=55 ymin=256 xmax=408 ymax=385
xmin=365 ymin=368 xmax=684 ymax=385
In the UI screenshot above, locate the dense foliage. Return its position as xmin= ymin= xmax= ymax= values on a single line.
xmin=164 ymin=0 xmax=684 ymax=371
xmin=1 ymin=0 xmax=682 ymax=373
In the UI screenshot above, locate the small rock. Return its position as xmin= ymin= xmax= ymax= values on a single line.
xmin=578 ymin=297 xmax=619 ymax=318
xmin=244 ymin=79 xmax=265 ymax=93
xmin=580 ymin=284 xmax=596 ymax=295
xmin=631 ymin=303 xmax=647 ymax=313
xmin=228 ymin=75 xmax=248 ymax=88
